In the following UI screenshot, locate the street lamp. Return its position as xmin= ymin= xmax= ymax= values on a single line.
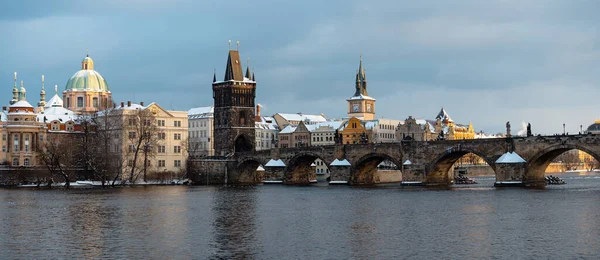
xmin=563 ymin=123 xmax=566 ymax=135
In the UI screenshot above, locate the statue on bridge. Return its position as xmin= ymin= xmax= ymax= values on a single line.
xmin=438 ymin=130 xmax=445 ymax=140
xmin=506 ymin=121 xmax=511 ymax=137
xmin=527 ymin=123 xmax=532 ymax=137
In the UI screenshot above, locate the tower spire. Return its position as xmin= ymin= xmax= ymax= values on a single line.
xmin=213 ymin=69 xmax=216 ymax=83
xmin=38 ymin=75 xmax=46 ymax=108
xmin=19 ymin=80 xmax=26 ymax=101
xmin=10 ymin=72 xmax=18 ymax=105
xmin=354 ymin=55 xmax=368 ymax=96
xmin=245 ymin=58 xmax=251 ymax=79
xmin=55 ymin=85 xmax=58 ymax=94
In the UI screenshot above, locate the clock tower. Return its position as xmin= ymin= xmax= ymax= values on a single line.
xmin=347 ymin=56 xmax=375 ymax=120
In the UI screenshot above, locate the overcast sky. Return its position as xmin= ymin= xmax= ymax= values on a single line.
xmin=1 ymin=0 xmax=599 ymax=134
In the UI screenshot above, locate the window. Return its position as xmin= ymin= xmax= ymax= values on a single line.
xmin=174 ymin=120 xmax=181 ymax=127
xmin=77 ymin=97 xmax=84 ymax=108
xmin=128 ymin=118 xmax=137 ymax=126
xmin=174 ymin=146 xmax=181 ymax=153
xmin=40 ymin=135 xmax=43 ymax=141
xmin=158 ymin=160 xmax=165 ymax=167
xmin=157 ymin=120 xmax=165 ymax=127
xmin=66 ymin=98 xmax=70 ymax=108
xmin=174 ymin=160 xmax=181 ymax=167
xmin=2 ymin=146 xmax=5 ymax=152
xmin=92 ymin=97 xmax=99 ymax=108
xmin=2 ymin=134 xmax=5 ymax=141
xmin=23 ymin=158 xmax=30 ymax=166
xmin=12 ymin=158 xmax=18 ymax=166
xmin=158 ymin=146 xmax=165 ymax=153
xmin=128 ymin=132 xmax=136 ymax=139
xmin=128 ymin=160 xmax=133 ymax=167
xmin=128 ymin=145 xmax=136 ymax=153
xmin=174 ymin=133 xmax=181 ymax=140
xmin=13 ymin=134 xmax=19 ymax=151
xmin=158 ymin=132 xmax=166 ymax=140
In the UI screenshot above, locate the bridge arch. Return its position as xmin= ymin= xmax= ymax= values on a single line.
xmin=350 ymin=153 xmax=403 ymax=185
xmin=526 ymin=143 xmax=600 ymax=183
xmin=286 ymin=152 xmax=332 ymax=185
xmin=426 ymin=147 xmax=496 ymax=186
xmin=234 ymin=158 xmax=265 ymax=184
xmin=234 ymin=134 xmax=253 ymax=153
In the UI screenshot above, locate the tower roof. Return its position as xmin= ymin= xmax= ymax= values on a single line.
xmin=224 ymin=50 xmax=244 ymax=81
xmin=353 ymin=56 xmax=368 ymax=97
xmin=436 ymin=107 xmax=453 ymax=122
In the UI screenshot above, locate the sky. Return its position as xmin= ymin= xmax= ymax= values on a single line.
xmin=1 ymin=0 xmax=599 ymax=134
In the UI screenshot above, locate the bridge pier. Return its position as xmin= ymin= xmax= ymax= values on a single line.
xmin=328 ymin=160 xmax=352 ymax=185
xmin=494 ymin=162 xmax=526 ymax=187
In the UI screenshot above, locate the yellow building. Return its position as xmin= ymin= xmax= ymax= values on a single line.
xmin=341 ymin=117 xmax=371 ymax=144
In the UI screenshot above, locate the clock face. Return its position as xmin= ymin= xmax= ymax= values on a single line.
xmin=353 ymin=104 xmax=359 ymax=112
xmin=367 ymin=104 xmax=371 ymax=112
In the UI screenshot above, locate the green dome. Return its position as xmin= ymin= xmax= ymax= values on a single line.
xmin=64 ymin=55 xmax=110 ymax=92
xmin=65 ymin=70 xmax=110 ymax=92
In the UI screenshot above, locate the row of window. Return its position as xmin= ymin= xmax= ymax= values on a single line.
xmin=190 ymin=131 xmax=209 ymax=138
xmin=128 ymin=145 xmax=182 ymax=153
xmin=128 ymin=119 xmax=182 ymax=127
xmin=12 ymin=158 xmax=30 ymax=166
xmin=127 ymin=132 xmax=185 ymax=140
xmin=189 ymin=120 xmax=209 ymax=128
xmin=127 ymin=159 xmax=181 ymax=168
xmin=66 ymin=97 xmax=100 ymax=108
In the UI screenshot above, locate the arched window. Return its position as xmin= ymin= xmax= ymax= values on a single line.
xmin=92 ymin=97 xmax=99 ymax=108
xmin=77 ymin=97 xmax=84 ymax=108
xmin=23 ymin=158 xmax=30 ymax=166
xmin=12 ymin=158 xmax=18 ymax=166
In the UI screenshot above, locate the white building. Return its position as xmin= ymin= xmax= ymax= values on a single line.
xmin=255 ymin=116 xmax=279 ymax=151
xmin=188 ymin=106 xmax=214 ymax=157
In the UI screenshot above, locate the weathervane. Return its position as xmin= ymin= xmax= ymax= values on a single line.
xmin=228 ymin=40 xmax=231 ymax=50
xmin=236 ymin=40 xmax=240 ymax=50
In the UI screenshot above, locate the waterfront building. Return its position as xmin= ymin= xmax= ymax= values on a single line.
xmin=340 ymin=117 xmax=371 ymax=144
xmin=62 ymin=54 xmax=113 ymax=115
xmin=396 ymin=108 xmax=475 ymax=141
xmin=254 ymin=106 xmax=279 ymax=151
xmin=308 ymin=121 xmax=345 ymax=146
xmin=188 ymin=106 xmax=214 ymax=157
xmin=107 ymin=101 xmax=188 ymax=178
xmin=347 ymin=57 xmax=375 ymax=120
xmin=212 ymin=49 xmax=256 ymax=155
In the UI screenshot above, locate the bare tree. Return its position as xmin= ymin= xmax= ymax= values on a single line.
xmin=554 ymin=150 xmax=581 ymax=171
xmin=124 ymin=108 xmax=158 ymax=184
xmin=37 ymin=133 xmax=78 ymax=188
xmin=85 ymin=109 xmax=126 ymax=187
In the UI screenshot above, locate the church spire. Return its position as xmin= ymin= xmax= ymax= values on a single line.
xmin=19 ymin=80 xmax=26 ymax=101
xmin=11 ymin=72 xmax=18 ymax=105
xmin=213 ymin=69 xmax=217 ymax=83
xmin=354 ymin=55 xmax=368 ymax=96
xmin=38 ymin=75 xmax=46 ymax=108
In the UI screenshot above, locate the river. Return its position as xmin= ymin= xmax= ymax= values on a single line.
xmin=1 ymin=172 xmax=599 ymax=259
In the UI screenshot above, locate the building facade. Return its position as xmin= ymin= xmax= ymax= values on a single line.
xmin=212 ymin=49 xmax=256 ymax=156
xmin=188 ymin=106 xmax=214 ymax=157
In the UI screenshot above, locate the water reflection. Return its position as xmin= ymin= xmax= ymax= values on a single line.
xmin=210 ymin=186 xmax=259 ymax=259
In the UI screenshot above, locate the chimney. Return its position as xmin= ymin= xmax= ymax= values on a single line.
xmin=127 ymin=101 xmax=131 ymax=107
xmin=255 ymin=104 xmax=261 ymax=122
xmin=2 ymin=106 xmax=5 ymax=111
xmin=113 ymin=103 xmax=116 ymax=108
xmin=140 ymin=101 xmax=144 ymax=106
xmin=120 ymin=102 xmax=124 ymax=108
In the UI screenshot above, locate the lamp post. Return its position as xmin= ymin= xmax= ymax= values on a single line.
xmin=563 ymin=123 xmax=566 ymax=135
xmin=580 ymin=125 xmax=583 ymax=134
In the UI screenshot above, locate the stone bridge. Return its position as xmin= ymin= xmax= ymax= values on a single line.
xmin=187 ymin=134 xmax=600 ymax=187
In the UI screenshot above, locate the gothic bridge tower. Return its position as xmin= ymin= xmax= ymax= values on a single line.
xmin=347 ymin=56 xmax=376 ymax=120
xmin=212 ymin=48 xmax=256 ymax=156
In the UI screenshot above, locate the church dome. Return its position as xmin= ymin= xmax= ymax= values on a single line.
xmin=586 ymin=120 xmax=600 ymax=133
xmin=64 ymin=55 xmax=110 ymax=92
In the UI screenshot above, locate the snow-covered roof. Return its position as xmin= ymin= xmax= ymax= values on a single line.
xmin=116 ymin=103 xmax=146 ymax=110
xmin=0 ymin=111 xmax=7 ymax=122
xmin=436 ymin=107 xmax=453 ymax=122
xmin=265 ymin=159 xmax=286 ymax=167
xmin=330 ymin=159 xmax=351 ymax=166
xmin=188 ymin=106 xmax=214 ymax=117
xmin=45 ymin=94 xmax=63 ymax=108
xmin=279 ymin=125 xmax=297 ymax=134
xmin=306 ymin=121 xmax=345 ymax=132
xmin=255 ymin=116 xmax=279 ymax=130
xmin=347 ymin=94 xmax=376 ymax=101
xmin=256 ymin=165 xmax=265 ymax=171
xmin=277 ymin=113 xmax=327 ymax=123
xmin=37 ymin=107 xmax=77 ymax=123
xmin=10 ymin=100 xmax=34 ymax=108
xmin=403 ymin=160 xmax=412 ymax=165
xmin=495 ymin=152 xmax=526 ymax=164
